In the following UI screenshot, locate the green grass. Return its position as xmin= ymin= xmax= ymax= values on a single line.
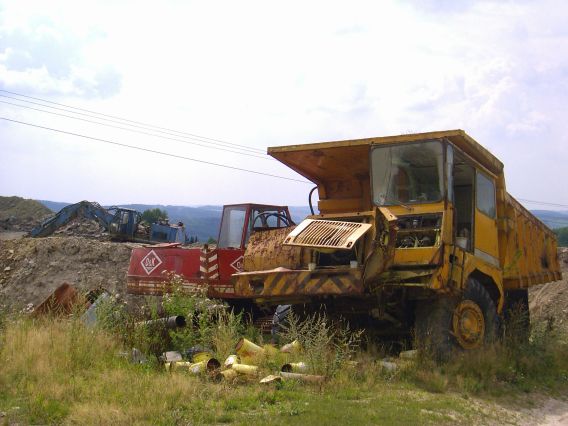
xmin=1 ymin=294 xmax=567 ymax=425
xmin=0 ymin=317 xmax=491 ymax=425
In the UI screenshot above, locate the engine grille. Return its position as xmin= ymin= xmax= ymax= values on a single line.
xmin=283 ymin=219 xmax=371 ymax=250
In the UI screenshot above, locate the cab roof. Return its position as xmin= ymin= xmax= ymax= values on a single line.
xmin=268 ymin=129 xmax=504 ymax=185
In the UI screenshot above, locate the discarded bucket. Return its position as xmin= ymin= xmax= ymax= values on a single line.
xmin=235 ymin=338 xmax=265 ymax=357
xmin=193 ymin=352 xmax=215 ymax=363
xmin=281 ymin=362 xmax=308 ymax=373
xmin=280 ymin=340 xmax=301 ymax=353
xmin=224 ymin=354 xmax=240 ymax=368
xmin=220 ymin=369 xmax=238 ymax=381
xmin=231 ymin=363 xmax=259 ymax=376
xmin=280 ymin=371 xmax=325 ymax=383
xmin=188 ymin=358 xmax=221 ymax=374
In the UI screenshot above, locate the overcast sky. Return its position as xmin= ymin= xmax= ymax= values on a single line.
xmin=1 ymin=0 xmax=567 ymax=211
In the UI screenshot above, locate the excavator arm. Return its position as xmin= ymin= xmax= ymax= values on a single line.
xmin=29 ymin=201 xmax=114 ymax=237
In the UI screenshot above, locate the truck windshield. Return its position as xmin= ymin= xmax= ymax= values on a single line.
xmin=218 ymin=206 xmax=247 ymax=248
xmin=371 ymin=140 xmax=444 ymax=206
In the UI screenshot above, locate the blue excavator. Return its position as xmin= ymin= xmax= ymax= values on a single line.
xmin=30 ymin=201 xmax=186 ymax=244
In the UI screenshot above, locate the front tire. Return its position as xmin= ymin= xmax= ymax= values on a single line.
xmin=415 ymin=277 xmax=499 ymax=360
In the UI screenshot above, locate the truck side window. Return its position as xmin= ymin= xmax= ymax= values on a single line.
xmin=218 ymin=207 xmax=247 ymax=248
xmin=476 ymin=171 xmax=496 ymax=218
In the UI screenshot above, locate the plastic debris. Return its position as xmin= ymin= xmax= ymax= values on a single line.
xmin=162 ymin=351 xmax=183 ymax=363
xmin=235 ymin=338 xmax=265 ymax=357
xmin=260 ymin=374 xmax=282 ymax=384
xmin=280 ymin=340 xmax=301 ymax=353
xmin=231 ymin=363 xmax=259 ymax=376
xmin=220 ymin=369 xmax=238 ymax=381
xmin=281 ymin=362 xmax=308 ymax=373
xmin=224 ymin=354 xmax=240 ymax=368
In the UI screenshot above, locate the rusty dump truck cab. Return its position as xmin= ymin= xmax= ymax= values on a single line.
xmin=235 ymin=130 xmax=561 ymax=348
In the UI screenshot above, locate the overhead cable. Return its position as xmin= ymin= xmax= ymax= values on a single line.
xmin=0 ymin=99 xmax=270 ymax=160
xmin=0 ymin=90 xmax=265 ymax=154
xmin=0 ymin=117 xmax=311 ymax=184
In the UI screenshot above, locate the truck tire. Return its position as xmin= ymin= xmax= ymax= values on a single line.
xmin=415 ymin=297 xmax=456 ymax=362
xmin=415 ymin=277 xmax=499 ymax=361
xmin=502 ymin=289 xmax=530 ymax=344
xmin=456 ymin=278 xmax=500 ymax=349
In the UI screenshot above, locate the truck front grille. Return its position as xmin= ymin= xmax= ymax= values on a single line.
xmin=283 ymin=219 xmax=371 ymax=250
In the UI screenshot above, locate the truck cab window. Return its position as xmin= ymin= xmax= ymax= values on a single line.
xmin=218 ymin=206 xmax=247 ymax=248
xmin=476 ymin=171 xmax=496 ymax=218
xmin=371 ymin=140 xmax=444 ymax=206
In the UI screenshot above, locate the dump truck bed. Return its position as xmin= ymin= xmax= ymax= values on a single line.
xmin=502 ymin=194 xmax=562 ymax=288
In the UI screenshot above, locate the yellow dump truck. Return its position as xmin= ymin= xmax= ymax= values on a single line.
xmin=235 ymin=129 xmax=561 ymax=354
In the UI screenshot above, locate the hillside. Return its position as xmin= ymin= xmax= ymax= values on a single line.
xmin=30 ymin=198 xmax=568 ymax=243
xmin=36 ymin=200 xmax=313 ymax=242
xmin=0 ymin=196 xmax=52 ymax=232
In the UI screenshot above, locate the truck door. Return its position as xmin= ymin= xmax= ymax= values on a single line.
xmin=474 ymin=170 xmax=499 ymax=267
xmin=452 ymin=152 xmax=475 ymax=252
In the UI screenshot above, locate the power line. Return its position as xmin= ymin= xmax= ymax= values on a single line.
xmin=0 ymin=90 xmax=266 ymax=154
xmin=0 ymin=117 xmax=312 ymax=184
xmin=0 ymin=99 xmax=271 ymax=160
xmin=517 ymin=198 xmax=568 ymax=208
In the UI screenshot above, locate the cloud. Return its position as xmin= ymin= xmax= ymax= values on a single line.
xmin=0 ymin=17 xmax=121 ymax=98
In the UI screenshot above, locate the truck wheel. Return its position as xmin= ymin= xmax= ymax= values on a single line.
xmin=415 ymin=278 xmax=499 ymax=360
xmin=415 ymin=297 xmax=456 ymax=361
xmin=452 ymin=278 xmax=500 ymax=350
xmin=502 ymin=289 xmax=530 ymax=344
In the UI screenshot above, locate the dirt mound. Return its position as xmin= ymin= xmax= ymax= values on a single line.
xmin=0 ymin=196 xmax=52 ymax=232
xmin=558 ymin=248 xmax=568 ymax=272
xmin=0 ymin=236 xmax=140 ymax=312
xmin=529 ymin=277 xmax=568 ymax=334
xmin=52 ymin=217 xmax=109 ymax=240
xmin=528 ymin=248 xmax=568 ymax=335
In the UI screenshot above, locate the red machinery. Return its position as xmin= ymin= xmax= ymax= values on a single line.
xmin=127 ymin=204 xmax=294 ymax=298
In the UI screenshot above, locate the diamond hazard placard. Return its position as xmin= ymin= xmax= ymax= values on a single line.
xmin=141 ymin=250 xmax=163 ymax=275
xmin=230 ymin=255 xmax=244 ymax=272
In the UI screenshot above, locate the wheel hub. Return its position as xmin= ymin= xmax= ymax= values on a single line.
xmin=453 ymin=300 xmax=485 ymax=349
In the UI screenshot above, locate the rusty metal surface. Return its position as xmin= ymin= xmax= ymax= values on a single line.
xmin=243 ymin=227 xmax=303 ymax=272
xmin=363 ymin=207 xmax=398 ymax=285
xmin=33 ymin=283 xmax=80 ymax=316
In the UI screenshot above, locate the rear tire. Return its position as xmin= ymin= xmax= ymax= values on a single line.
xmin=502 ymin=289 xmax=530 ymax=344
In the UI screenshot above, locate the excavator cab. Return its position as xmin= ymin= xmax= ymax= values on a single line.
xmin=108 ymin=208 xmax=141 ymax=241
xmin=217 ymin=204 xmax=294 ymax=249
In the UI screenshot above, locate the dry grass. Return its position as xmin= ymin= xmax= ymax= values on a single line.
xmin=0 ymin=317 xmax=490 ymax=425
xmin=2 ymin=298 xmax=568 ymax=425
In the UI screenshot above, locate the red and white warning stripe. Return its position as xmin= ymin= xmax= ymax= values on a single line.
xmin=200 ymin=248 xmax=219 ymax=280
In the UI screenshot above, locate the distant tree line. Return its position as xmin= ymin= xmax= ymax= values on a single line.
xmin=554 ymin=227 xmax=568 ymax=247
xmin=141 ymin=208 xmax=168 ymax=224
